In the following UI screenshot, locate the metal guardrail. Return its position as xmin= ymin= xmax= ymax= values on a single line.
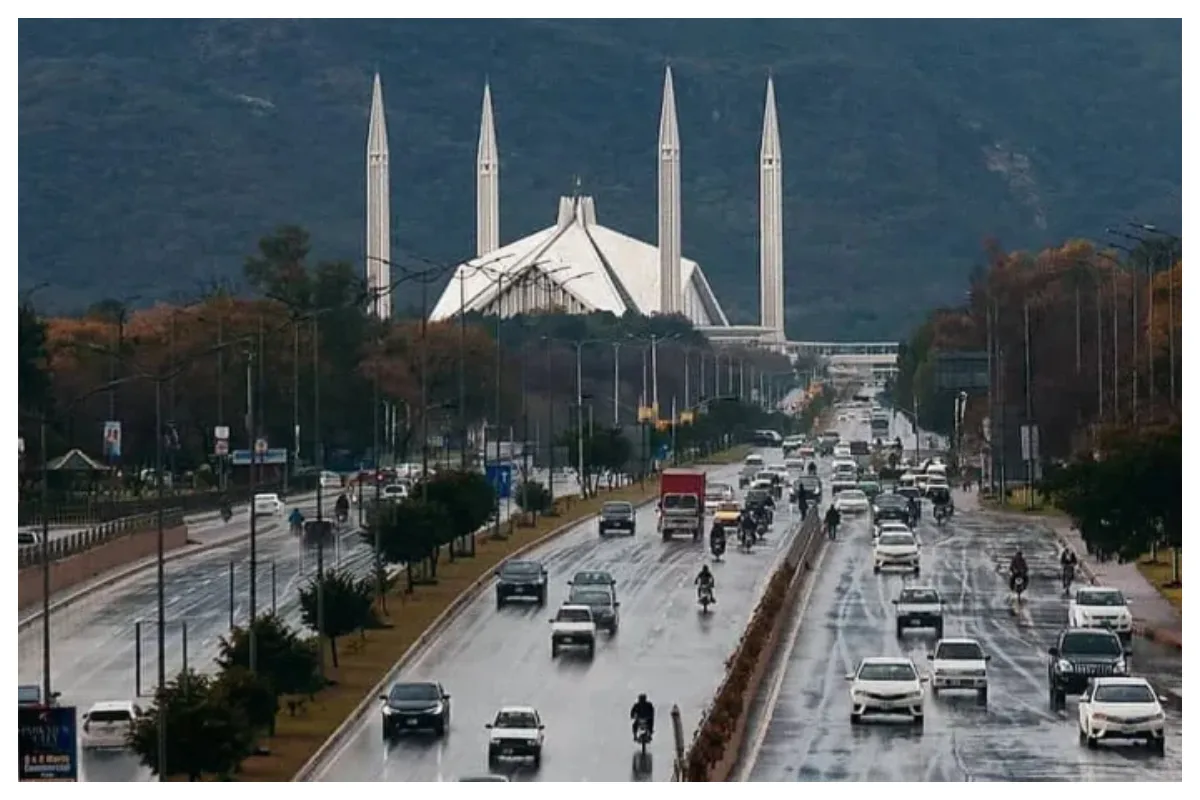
xmin=17 ymin=509 xmax=186 ymax=569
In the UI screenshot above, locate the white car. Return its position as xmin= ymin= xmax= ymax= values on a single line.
xmin=924 ymin=475 xmax=950 ymax=495
xmin=704 ymin=483 xmax=734 ymax=512
xmin=1078 ymin=677 xmax=1167 ymax=754
xmin=485 ymin=706 xmax=545 ymax=768
xmin=893 ymin=586 xmax=944 ymax=638
xmin=549 ymin=605 xmax=596 ymax=658
xmin=380 ymin=483 xmax=410 ymax=502
xmin=1069 ymin=587 xmax=1134 ymax=640
xmin=873 ymin=530 xmax=920 ymax=574
xmin=252 ymin=492 xmax=284 ymax=517
xmin=834 ymin=489 xmax=870 ymax=515
xmin=846 ymin=656 xmax=927 ymax=726
xmin=81 ymin=700 xmax=141 ymax=749
xmin=743 ymin=454 xmax=765 ymax=469
xmin=929 ymin=638 xmax=990 ymax=704
xmin=834 ymin=445 xmax=852 ymax=459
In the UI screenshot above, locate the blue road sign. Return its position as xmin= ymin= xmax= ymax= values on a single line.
xmin=485 ymin=463 xmax=513 ymax=499
xmin=18 ymin=705 xmax=78 ymax=781
xmin=231 ymin=448 xmax=288 ymax=466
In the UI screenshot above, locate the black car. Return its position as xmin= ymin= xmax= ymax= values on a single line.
xmin=798 ymin=476 xmax=823 ymax=503
xmin=873 ymin=495 xmax=912 ymax=526
xmin=1047 ymin=629 xmax=1131 ymax=707
xmin=495 ymin=559 xmax=548 ymax=608
xmin=598 ymin=501 xmax=636 ymax=536
xmin=379 ymin=681 xmax=450 ymax=739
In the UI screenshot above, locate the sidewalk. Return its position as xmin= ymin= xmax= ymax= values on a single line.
xmin=970 ymin=488 xmax=1181 ymax=651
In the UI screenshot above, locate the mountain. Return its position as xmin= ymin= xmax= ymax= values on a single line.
xmin=18 ymin=19 xmax=1181 ymax=339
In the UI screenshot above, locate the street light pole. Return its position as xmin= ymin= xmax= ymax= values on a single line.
xmin=612 ymin=342 xmax=621 ymax=427
xmin=39 ymin=419 xmax=51 ymax=705
xmin=575 ymin=342 xmax=585 ymax=499
xmin=246 ymin=350 xmax=259 ymax=672
xmin=154 ymin=376 xmax=167 ymax=781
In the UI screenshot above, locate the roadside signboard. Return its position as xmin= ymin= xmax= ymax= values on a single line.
xmin=934 ymin=350 xmax=989 ymax=394
xmin=18 ymin=705 xmax=79 ymax=781
xmin=486 ymin=463 xmax=513 ymax=499
xmin=231 ymin=448 xmax=288 ymax=466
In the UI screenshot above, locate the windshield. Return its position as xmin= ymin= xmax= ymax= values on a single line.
xmin=745 ymin=491 xmax=769 ymax=504
xmin=569 ymin=589 xmax=611 ymax=606
xmin=1061 ymin=632 xmax=1123 ymax=656
xmin=878 ymin=534 xmax=915 ymax=547
xmin=859 ymin=482 xmax=881 ymax=495
xmin=1093 ymin=684 xmax=1156 ymax=703
xmin=602 ymin=502 xmax=633 ymax=515
xmin=858 ymin=662 xmax=917 ymax=681
xmin=899 ymin=590 xmax=939 ymax=604
xmin=573 ymin=571 xmax=611 ymax=585
xmin=839 ymin=490 xmax=866 ymax=501
xmin=495 ymin=710 xmax=539 ymax=728
xmin=1077 ymin=590 xmax=1126 ymax=607
xmin=800 ymin=477 xmax=820 ymax=491
xmin=717 ymin=502 xmax=741 ymax=513
xmin=936 ymin=641 xmax=983 ymax=660
xmin=389 ymin=683 xmax=440 ymax=702
xmin=880 ymin=523 xmax=910 ymax=534
xmin=501 ymin=561 xmax=541 ymax=577
xmin=556 ymin=608 xmax=591 ymax=623
xmin=663 ymin=494 xmax=698 ymax=511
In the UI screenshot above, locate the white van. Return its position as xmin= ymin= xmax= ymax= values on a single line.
xmin=925 ymin=462 xmax=947 ymax=477
xmin=744 ymin=454 xmax=765 ymax=469
xmin=319 ymin=470 xmax=343 ymax=490
xmin=253 ymin=493 xmax=284 ymax=517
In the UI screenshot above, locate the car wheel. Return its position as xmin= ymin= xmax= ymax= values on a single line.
xmin=1086 ymin=733 xmax=1098 ymax=750
xmin=912 ymin=714 xmax=924 ymax=729
xmin=531 ymin=750 xmax=542 ymax=770
xmin=895 ymin=621 xmax=904 ymax=638
xmin=381 ymin=726 xmax=392 ymax=742
xmin=586 ymin=642 xmax=595 ymax=658
xmin=934 ymin=623 xmax=944 ymax=639
xmin=537 ymin=589 xmax=546 ymax=606
xmin=496 ymin=595 xmax=505 ymax=610
xmin=873 ymin=565 xmax=881 ymax=574
xmin=551 ymin=642 xmax=559 ymax=659
xmin=1151 ymin=737 xmax=1165 ymax=756
xmin=850 ymin=712 xmax=862 ymax=725
xmin=976 ymin=687 xmax=988 ymax=706
xmin=913 ymin=566 xmax=921 ymax=577
xmin=433 ymin=719 xmax=446 ymax=737
xmin=487 ymin=750 xmax=500 ymax=768
xmin=1051 ymin=689 xmax=1065 ymax=709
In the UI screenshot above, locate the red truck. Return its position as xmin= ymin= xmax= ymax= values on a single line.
xmin=658 ymin=468 xmax=706 ymax=541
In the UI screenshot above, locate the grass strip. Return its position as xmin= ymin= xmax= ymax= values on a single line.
xmin=1136 ymin=551 xmax=1182 ymax=610
xmin=980 ymin=485 xmax=1065 ymax=515
xmin=236 ymin=450 xmax=745 ymax=781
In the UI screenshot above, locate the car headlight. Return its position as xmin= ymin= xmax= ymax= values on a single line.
xmin=1113 ymin=659 xmax=1128 ymax=674
xmin=382 ymin=706 xmax=397 ymax=715
xmin=851 ymin=691 xmax=866 ymax=703
xmin=430 ymin=702 xmax=445 ymax=714
xmin=968 ymin=669 xmax=987 ymax=677
xmin=904 ymin=691 xmax=924 ymax=701
xmin=1092 ymin=713 xmax=1112 ymax=723
xmin=1057 ymin=659 xmax=1074 ymax=672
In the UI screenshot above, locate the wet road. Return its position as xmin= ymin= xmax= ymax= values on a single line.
xmin=313 ymin=456 xmax=803 ymax=782
xmin=17 ymin=495 xmax=374 ymax=782
xmin=744 ymin=417 xmax=1183 ymax=781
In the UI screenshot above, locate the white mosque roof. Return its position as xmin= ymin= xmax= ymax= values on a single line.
xmin=429 ymin=196 xmax=731 ymax=326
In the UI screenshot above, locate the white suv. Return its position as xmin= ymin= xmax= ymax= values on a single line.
xmin=1068 ymin=587 xmax=1134 ymax=640
xmin=81 ymin=700 xmax=141 ymax=749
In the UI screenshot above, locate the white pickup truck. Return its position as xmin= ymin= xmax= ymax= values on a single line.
xmin=549 ymin=605 xmax=596 ymax=658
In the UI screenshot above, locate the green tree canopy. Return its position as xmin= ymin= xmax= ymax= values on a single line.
xmin=216 ymin=613 xmax=322 ymax=702
xmin=299 ymin=569 xmax=380 ymax=667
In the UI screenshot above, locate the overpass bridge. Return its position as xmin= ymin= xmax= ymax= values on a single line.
xmin=784 ymin=340 xmax=900 ymax=384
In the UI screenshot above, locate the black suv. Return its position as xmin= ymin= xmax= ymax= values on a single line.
xmin=495 ymin=559 xmax=548 ymax=608
xmin=1047 ymin=628 xmax=1131 ymax=707
xmin=379 ymin=681 xmax=450 ymax=739
xmin=598 ymin=501 xmax=636 ymax=536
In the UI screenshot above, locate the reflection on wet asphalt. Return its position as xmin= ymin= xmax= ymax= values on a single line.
xmin=746 ymin=501 xmax=1184 ymax=781
xmin=17 ymin=498 xmax=377 ymax=782
xmin=315 ymin=458 xmax=803 ymax=782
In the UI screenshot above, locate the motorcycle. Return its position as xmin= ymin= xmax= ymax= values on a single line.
xmin=1061 ymin=562 xmax=1075 ymax=595
xmin=755 ymin=520 xmax=768 ymax=542
xmin=738 ymin=527 xmax=754 ymax=552
xmin=633 ymin=718 xmax=653 ymax=753
xmin=933 ymin=505 xmax=949 ymax=526
xmin=698 ymin=584 xmax=715 ymax=613
xmin=710 ymin=532 xmax=726 ymax=561
xmin=219 ymin=505 xmax=233 ymax=524
xmin=335 ymin=507 xmax=349 ymax=527
xmin=1010 ymin=571 xmax=1029 ymax=601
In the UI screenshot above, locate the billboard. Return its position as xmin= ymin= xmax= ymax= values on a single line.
xmin=18 ymin=705 xmax=79 ymax=781
xmin=103 ymin=421 xmax=122 ymax=461
xmin=934 ymin=351 xmax=990 ymax=393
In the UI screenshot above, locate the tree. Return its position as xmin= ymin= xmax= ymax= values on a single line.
xmin=216 ymin=613 xmax=322 ymax=717
xmin=18 ymin=305 xmax=52 ymax=419
xmin=514 ymin=479 xmax=551 ymax=523
xmin=419 ymin=470 xmax=494 ymax=556
xmin=214 ymin=666 xmax=278 ymax=738
xmin=299 ymin=569 xmax=380 ymax=667
xmin=127 ymin=669 xmax=255 ymax=781
xmin=363 ymin=498 xmax=453 ymax=591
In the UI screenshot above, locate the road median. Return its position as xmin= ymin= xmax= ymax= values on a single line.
xmin=238 ymin=470 xmax=691 ymax=781
xmin=677 ymin=511 xmax=825 ymax=781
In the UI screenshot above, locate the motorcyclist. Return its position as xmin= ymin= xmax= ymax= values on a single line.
xmin=709 ymin=522 xmax=726 ymax=553
xmin=1010 ymin=549 xmax=1029 ymax=591
xmin=1060 ymin=548 xmax=1078 ymax=584
xmin=288 ymin=507 xmax=305 ymax=534
xmin=794 ymin=482 xmax=809 ymax=519
xmin=219 ymin=497 xmax=233 ymax=523
xmin=824 ymin=504 xmax=841 ymax=538
xmin=630 ymin=693 xmax=655 ymax=739
xmin=695 ymin=564 xmax=716 ymax=600
xmin=335 ymin=493 xmax=350 ymax=522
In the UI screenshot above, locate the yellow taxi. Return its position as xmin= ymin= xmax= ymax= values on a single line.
xmin=713 ymin=501 xmax=742 ymax=527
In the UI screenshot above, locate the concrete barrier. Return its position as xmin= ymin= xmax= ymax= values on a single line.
xmin=18 ymin=520 xmax=190 ymax=610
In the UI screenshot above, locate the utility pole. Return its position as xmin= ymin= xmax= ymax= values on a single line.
xmin=490 ymin=276 xmax=501 ymax=535
xmin=154 ymin=378 xmax=167 ymax=781
xmin=246 ymin=350 xmax=259 ymax=672
xmin=313 ymin=314 xmax=326 ymax=680
xmin=1096 ymin=280 xmax=1105 ymax=423
xmin=611 ymin=342 xmax=621 ymax=427
xmin=1023 ymin=302 xmax=1034 ymax=507
xmin=1111 ymin=267 xmax=1120 ymax=422
xmin=575 ymin=342 xmax=585 ymax=499
xmin=650 ymin=335 xmax=660 ymax=415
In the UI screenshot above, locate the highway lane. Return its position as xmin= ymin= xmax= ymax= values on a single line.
xmin=744 ymin=419 xmax=1183 ymax=781
xmin=313 ymin=456 xmax=801 ymax=783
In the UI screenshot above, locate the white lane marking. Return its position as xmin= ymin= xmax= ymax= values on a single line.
xmin=737 ymin=532 xmax=831 ymax=780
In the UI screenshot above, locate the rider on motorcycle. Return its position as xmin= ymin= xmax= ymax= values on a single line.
xmin=1060 ymin=547 xmax=1078 ymax=583
xmin=335 ymin=493 xmax=350 ymax=522
xmin=824 ymin=504 xmax=841 ymax=538
xmin=695 ymin=565 xmax=716 ymax=602
xmin=738 ymin=508 xmax=756 ymax=542
xmin=794 ymin=482 xmax=809 ymax=518
xmin=930 ymin=488 xmax=952 ymax=519
xmin=219 ymin=497 xmax=233 ymax=522
xmin=709 ymin=522 xmax=727 ymax=552
xmin=1010 ymin=549 xmax=1029 ymax=591
xmin=630 ymin=693 xmax=655 ymax=739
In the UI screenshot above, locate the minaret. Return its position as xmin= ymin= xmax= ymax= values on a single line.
xmin=366 ymin=72 xmax=392 ymax=319
xmin=476 ymin=81 xmax=500 ymax=258
xmin=657 ymin=66 xmax=682 ymax=316
xmin=759 ymin=75 xmax=784 ymax=340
